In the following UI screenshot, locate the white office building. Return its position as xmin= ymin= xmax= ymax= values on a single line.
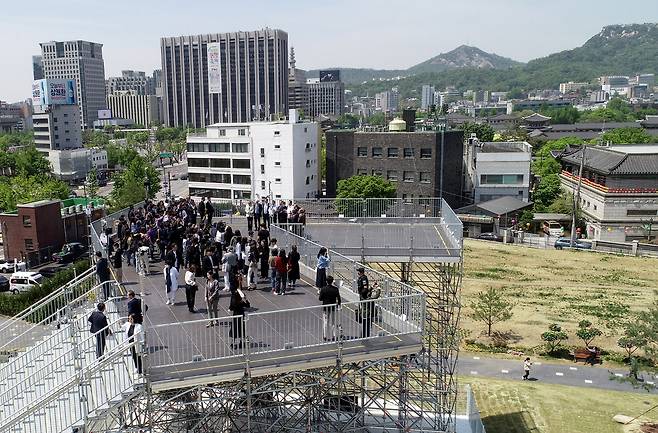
xmin=107 ymin=91 xmax=161 ymax=127
xmin=187 ymin=109 xmax=320 ymax=201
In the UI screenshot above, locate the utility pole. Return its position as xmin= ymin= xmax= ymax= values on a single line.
xmin=570 ymin=146 xmax=585 ymax=248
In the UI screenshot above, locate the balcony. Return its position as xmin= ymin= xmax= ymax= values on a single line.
xmin=560 ymin=170 xmax=658 ymax=194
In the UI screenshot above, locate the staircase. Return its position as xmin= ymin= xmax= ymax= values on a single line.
xmin=0 ymin=272 xmax=145 ymax=433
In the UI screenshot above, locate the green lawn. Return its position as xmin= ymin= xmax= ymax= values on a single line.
xmin=460 ymin=375 xmax=658 ymax=433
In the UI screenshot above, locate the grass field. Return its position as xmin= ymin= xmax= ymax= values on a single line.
xmin=460 ymin=375 xmax=657 ymax=433
xmin=460 ymin=239 xmax=658 ymax=352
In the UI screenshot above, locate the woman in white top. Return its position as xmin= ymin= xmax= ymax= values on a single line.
xmin=184 ymin=264 xmax=198 ymax=313
xmin=122 ymin=314 xmax=144 ymax=374
xmin=165 ymin=263 xmax=179 ymax=305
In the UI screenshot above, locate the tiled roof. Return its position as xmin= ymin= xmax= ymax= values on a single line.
xmin=559 ymin=145 xmax=658 ymax=175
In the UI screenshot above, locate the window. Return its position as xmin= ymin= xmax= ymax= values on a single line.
xmin=233 ymin=174 xmax=251 ymax=185
xmin=188 ymin=173 xmax=208 ymax=182
xmin=274 ymin=144 xmax=281 ymax=149
xmin=238 ymin=129 xmax=246 ymax=136
xmin=219 ymin=129 xmax=226 ymax=136
xmin=371 ymin=169 xmax=383 ymax=176
xmin=187 ymin=143 xmax=207 ymax=152
xmin=387 ymin=170 xmax=398 ymax=181
xmin=210 ymin=158 xmax=230 ymax=168
xmin=372 ymin=147 xmax=383 ymax=157
xmin=188 ymin=158 xmax=209 ymax=167
xmin=25 ymin=239 xmax=34 ymax=251
xmin=420 ymin=148 xmax=432 ymax=159
xmin=403 ymin=148 xmax=414 ymax=158
xmin=357 ymin=169 xmax=367 ymax=175
xmin=260 ymin=164 xmax=265 ymax=174
xmin=304 ymin=127 xmax=308 ymax=133
xmin=387 ymin=147 xmax=399 ymax=158
xmin=260 ymin=148 xmax=265 ymax=157
xmin=357 ymin=147 xmax=367 ymax=157
xmin=209 ymin=143 xmax=230 ymax=152
xmin=232 ymin=159 xmax=250 ymax=169
xmin=274 ymin=161 xmax=281 ymax=166
xmin=419 ymin=172 xmax=431 ymax=183
xmin=480 ymin=174 xmax=524 ymax=185
xmin=627 ymin=209 xmax=657 ymax=216
xmin=210 ymin=173 xmax=231 ymax=183
xmin=403 ymin=171 xmax=414 ymax=182
xmin=232 ymin=143 xmax=248 ymax=153
xmin=261 ymin=181 xmax=266 ymax=190
xmin=274 ymin=130 xmax=280 ymax=136
xmin=22 ymin=216 xmax=32 ymax=227
xmin=234 ymin=190 xmax=251 ymax=199
xmin=275 ymin=178 xmax=282 ymax=183
xmin=305 ymin=177 xmax=310 ymax=185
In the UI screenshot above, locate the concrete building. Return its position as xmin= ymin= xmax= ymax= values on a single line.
xmin=106 ymin=70 xmax=155 ymax=96
xmin=421 ymin=85 xmax=435 ymax=110
xmin=107 ymin=91 xmax=161 ymax=127
xmin=288 ymin=47 xmax=309 ymax=114
xmin=325 ymin=120 xmax=464 ymax=209
xmin=161 ymin=29 xmax=289 ymax=128
xmin=187 ymin=109 xmax=319 ymax=200
xmin=556 ymin=145 xmax=658 ymax=242
xmin=40 ymin=40 xmax=106 ymax=129
xmin=507 ymin=99 xmax=571 ymax=113
xmin=375 ymin=90 xmax=399 ymax=113
xmin=465 ymin=140 xmax=532 ymax=203
xmin=33 ymin=104 xmax=82 ymax=152
xmin=32 ymin=55 xmax=44 ymax=80
xmin=559 ymin=81 xmax=588 ymax=94
xmin=307 ymin=70 xmax=344 ymax=118
xmin=601 ymin=75 xmax=630 ymax=96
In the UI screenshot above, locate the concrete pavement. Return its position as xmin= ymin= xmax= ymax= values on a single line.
xmin=458 ymin=354 xmax=657 ymax=394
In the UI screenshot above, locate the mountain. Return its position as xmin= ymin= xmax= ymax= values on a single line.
xmin=345 ymin=23 xmax=658 ymax=97
xmin=407 ymin=45 xmax=522 ymax=74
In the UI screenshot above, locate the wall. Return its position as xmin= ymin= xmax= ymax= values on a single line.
xmin=0 ymin=201 xmax=65 ymax=262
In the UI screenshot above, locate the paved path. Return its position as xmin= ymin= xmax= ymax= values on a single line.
xmin=458 ymin=354 xmax=658 ymax=394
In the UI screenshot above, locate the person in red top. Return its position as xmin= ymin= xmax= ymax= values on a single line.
xmin=273 ymin=249 xmax=288 ymax=295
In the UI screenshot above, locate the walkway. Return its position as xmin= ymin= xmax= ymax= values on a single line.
xmin=458 ymin=354 xmax=658 ymax=394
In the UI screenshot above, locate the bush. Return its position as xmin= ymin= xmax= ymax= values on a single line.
xmin=0 ymin=260 xmax=90 ymax=317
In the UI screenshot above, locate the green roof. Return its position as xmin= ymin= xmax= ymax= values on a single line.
xmin=61 ymin=197 xmax=105 ymax=208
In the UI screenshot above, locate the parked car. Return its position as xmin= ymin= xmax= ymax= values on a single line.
xmin=0 ymin=275 xmax=10 ymax=292
xmin=476 ymin=232 xmax=514 ymax=243
xmin=52 ymin=242 xmax=86 ymax=263
xmin=554 ymin=237 xmax=592 ymax=250
xmin=0 ymin=260 xmax=27 ymax=273
xmin=38 ymin=264 xmax=69 ymax=278
xmin=9 ymin=272 xmax=44 ymax=294
xmin=543 ymin=220 xmax=564 ymax=237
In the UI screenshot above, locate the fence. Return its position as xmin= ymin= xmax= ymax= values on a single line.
xmin=455 ymin=384 xmax=486 ymax=433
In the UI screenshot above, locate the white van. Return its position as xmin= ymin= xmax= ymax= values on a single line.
xmin=9 ymin=272 xmax=44 ymax=294
xmin=543 ymin=221 xmax=564 ymax=237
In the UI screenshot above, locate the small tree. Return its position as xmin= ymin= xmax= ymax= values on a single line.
xmin=469 ymin=287 xmax=514 ymax=336
xmin=85 ymin=168 xmax=99 ymax=201
xmin=541 ymin=323 xmax=568 ymax=354
xmin=618 ymin=321 xmax=650 ymax=361
xmin=575 ymin=320 xmax=603 ymax=348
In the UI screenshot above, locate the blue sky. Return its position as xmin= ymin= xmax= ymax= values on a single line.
xmin=2 ymin=0 xmax=657 ymax=101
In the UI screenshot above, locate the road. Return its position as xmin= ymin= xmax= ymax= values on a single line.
xmin=458 ymin=354 xmax=657 ymax=394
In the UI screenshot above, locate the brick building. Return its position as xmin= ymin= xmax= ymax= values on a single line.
xmin=325 ymin=128 xmax=465 ymax=209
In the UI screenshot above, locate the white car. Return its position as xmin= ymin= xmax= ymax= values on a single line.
xmin=9 ymin=272 xmax=44 ymax=294
xmin=0 ymin=261 xmax=27 ymax=273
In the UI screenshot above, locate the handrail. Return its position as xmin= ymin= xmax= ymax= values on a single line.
xmin=0 ymin=267 xmax=95 ymax=336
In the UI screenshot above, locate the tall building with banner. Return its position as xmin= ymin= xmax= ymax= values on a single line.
xmin=160 ymin=29 xmax=288 ymax=128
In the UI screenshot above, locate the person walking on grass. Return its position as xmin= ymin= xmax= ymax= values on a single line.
xmin=523 ymin=357 xmax=532 ymax=380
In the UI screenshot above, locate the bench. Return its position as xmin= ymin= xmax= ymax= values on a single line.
xmin=572 ymin=348 xmax=601 ymax=365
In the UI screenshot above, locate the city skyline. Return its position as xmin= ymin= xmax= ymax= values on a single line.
xmin=2 ymin=0 xmax=657 ymax=101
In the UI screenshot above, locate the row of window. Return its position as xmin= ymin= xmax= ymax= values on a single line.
xmin=357 ymin=147 xmax=432 ymax=159
xmin=188 ymin=158 xmax=250 ymax=169
xmin=480 ymin=174 xmax=524 ymax=185
xmin=189 ymin=173 xmax=251 ymax=185
xmin=187 ymin=142 xmax=248 ymax=153
xmin=190 ymin=187 xmax=251 ymax=200
xmin=357 ymin=169 xmax=431 ymax=183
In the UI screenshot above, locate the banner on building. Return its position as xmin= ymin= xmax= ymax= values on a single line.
xmin=98 ymin=109 xmax=112 ymax=120
xmin=32 ymin=79 xmax=76 ymax=106
xmin=208 ymin=42 xmax=221 ymax=94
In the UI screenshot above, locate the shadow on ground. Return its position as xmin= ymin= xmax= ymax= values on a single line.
xmin=481 ymin=411 xmax=540 ymax=433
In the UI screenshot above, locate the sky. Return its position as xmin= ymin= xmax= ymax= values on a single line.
xmin=1 ymin=0 xmax=657 ymax=102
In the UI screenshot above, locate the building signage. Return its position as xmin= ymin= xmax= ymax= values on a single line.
xmin=31 ymin=79 xmax=76 ymax=106
xmin=208 ymin=43 xmax=222 ymax=94
xmin=98 ymin=109 xmax=112 ymax=120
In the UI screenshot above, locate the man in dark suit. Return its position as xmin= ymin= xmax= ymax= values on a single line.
xmin=127 ymin=290 xmax=147 ymax=324
xmin=318 ymin=276 xmax=341 ymax=341
xmin=205 ymin=200 xmax=215 ymax=224
xmin=88 ymin=303 xmax=111 ymax=358
xmin=95 ymin=251 xmax=112 ymax=300
xmin=202 ymin=248 xmax=218 ymax=279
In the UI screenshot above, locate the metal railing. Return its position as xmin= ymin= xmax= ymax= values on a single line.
xmin=0 ymin=268 xmax=98 ymax=351
xmin=148 ymin=293 xmax=424 ymax=368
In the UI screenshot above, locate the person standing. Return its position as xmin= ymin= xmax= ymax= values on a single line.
xmin=127 ymin=290 xmax=146 ymax=324
xmin=164 ymin=262 xmax=179 ymax=305
xmin=315 ymin=248 xmax=330 ymax=290
xmin=259 ymin=240 xmax=270 ymax=281
xmin=198 ymin=197 xmax=207 ymax=226
xmin=319 ymin=276 xmax=341 ymax=341
xmin=205 ymin=271 xmax=221 ymax=327
xmin=95 ymin=251 xmax=112 ymax=300
xmin=357 ymin=267 xmax=373 ymax=338
xmin=523 ymin=357 xmax=532 ymax=380
xmin=205 ymin=199 xmax=215 ymax=225
xmin=246 ymin=201 xmax=254 ymax=232
xmin=122 ymin=314 xmax=143 ymax=374
xmin=254 ymin=200 xmax=263 ymax=228
xmin=274 ymin=249 xmax=288 ymax=295
xmin=112 ymin=244 xmax=123 ymax=288
xmin=247 ymin=246 xmax=259 ymax=290
xmin=263 ymin=199 xmax=271 ymax=229
xmin=184 ymin=264 xmax=199 ymax=313
xmin=88 ymin=303 xmax=111 ymax=359
xmin=229 ymin=286 xmax=249 ymax=349
xmin=222 ymin=247 xmax=238 ymax=290
xmin=287 ymin=245 xmax=300 ymax=288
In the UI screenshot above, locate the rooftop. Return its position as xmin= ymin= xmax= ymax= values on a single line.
xmin=479 ymin=141 xmax=532 ymax=153
xmin=457 ymin=196 xmax=533 ymax=217
xmin=558 ymin=145 xmax=658 ymax=175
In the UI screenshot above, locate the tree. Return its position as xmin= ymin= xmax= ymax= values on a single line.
xmin=600 ymin=127 xmax=654 ymax=144
xmin=85 ymin=168 xmax=99 ymax=201
xmin=0 ymin=175 xmax=69 ymax=212
xmin=336 ymin=175 xmax=396 ymax=199
xmin=532 ymin=174 xmax=562 ymax=211
xmin=618 ymin=320 xmax=650 ymax=361
xmin=109 ymin=157 xmax=161 ymax=211
xmin=541 ymin=323 xmax=568 ymax=354
xmin=367 ymin=112 xmax=386 ymax=126
xmin=461 ymin=122 xmax=494 ymax=142
xmin=13 ymin=146 xmax=52 ymax=177
xmin=469 ymin=287 xmax=514 ymax=336
xmin=575 ymin=320 xmax=603 ymax=347
xmin=127 ymin=131 xmax=149 ymax=147
xmin=336 ymin=113 xmax=360 ymax=129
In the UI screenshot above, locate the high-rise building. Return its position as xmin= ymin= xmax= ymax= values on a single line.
xmin=106 ymin=70 xmax=152 ymax=96
xmin=307 ymin=79 xmax=344 ymax=118
xmin=161 ymin=29 xmax=289 ymax=128
xmin=187 ymin=109 xmax=319 ymax=200
xmin=40 ymin=40 xmax=106 ymax=129
xmin=421 ymin=85 xmax=435 ymax=110
xmin=375 ymin=90 xmax=398 ymax=113
xmin=288 ymin=47 xmax=309 ymax=114
xmin=107 ymin=91 xmax=161 ymax=127
xmin=32 ymin=55 xmax=44 ymax=80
